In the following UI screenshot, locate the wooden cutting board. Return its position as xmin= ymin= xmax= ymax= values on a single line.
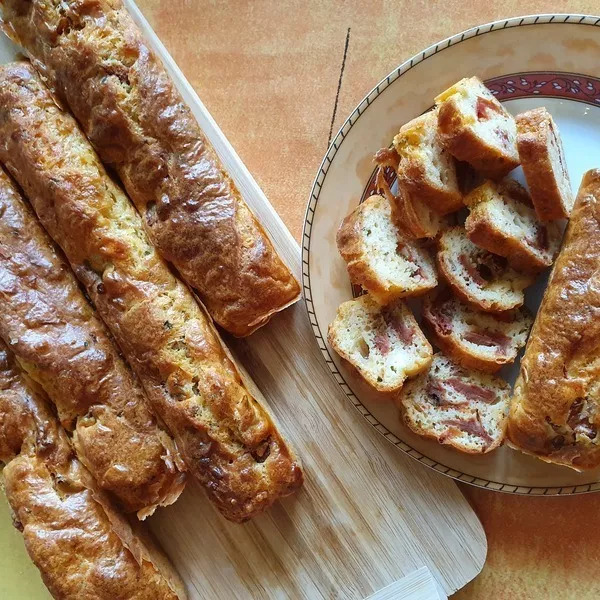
xmin=0 ymin=3 xmax=486 ymax=598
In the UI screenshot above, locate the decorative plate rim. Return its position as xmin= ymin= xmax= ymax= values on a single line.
xmin=302 ymin=13 xmax=600 ymax=496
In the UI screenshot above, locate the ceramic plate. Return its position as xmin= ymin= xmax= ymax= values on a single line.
xmin=303 ymin=14 xmax=600 ymax=494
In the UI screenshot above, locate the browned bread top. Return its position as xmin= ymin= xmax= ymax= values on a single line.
xmin=1 ymin=0 xmax=300 ymax=337
xmin=336 ymin=194 xmax=437 ymax=303
xmin=435 ymin=77 xmax=519 ymax=180
xmin=464 ymin=179 xmax=562 ymax=273
xmin=507 ymin=169 xmax=600 ymax=470
xmin=0 ymin=166 xmax=185 ymax=517
xmin=0 ymin=62 xmax=302 ymax=522
xmin=516 ymin=107 xmax=574 ymax=221
xmin=393 ymin=110 xmax=462 ymax=215
xmin=0 ymin=341 xmax=186 ymax=600
xmin=423 ymin=287 xmax=532 ymax=373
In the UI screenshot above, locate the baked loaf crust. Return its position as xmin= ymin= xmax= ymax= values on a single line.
xmin=394 ymin=110 xmax=462 ymax=215
xmin=2 ymin=0 xmax=300 ymax=337
xmin=0 ymin=62 xmax=302 ymax=522
xmin=0 ymin=166 xmax=185 ymax=518
xmin=435 ymin=77 xmax=519 ymax=179
xmin=328 ymin=294 xmax=432 ymax=393
xmin=516 ymin=107 xmax=574 ymax=221
xmin=397 ymin=354 xmax=511 ymax=454
xmin=437 ymin=226 xmax=534 ymax=312
xmin=374 ymin=149 xmax=449 ymax=239
xmin=423 ymin=288 xmax=532 ymax=373
xmin=507 ymin=170 xmax=600 ymax=470
xmin=393 ymin=110 xmax=462 ymax=215
xmin=336 ymin=194 xmax=437 ymax=304
xmin=0 ymin=341 xmax=186 ymax=600
xmin=465 ymin=179 xmax=561 ymax=272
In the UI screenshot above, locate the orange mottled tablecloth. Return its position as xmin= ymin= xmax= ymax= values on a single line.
xmin=137 ymin=2 xmax=600 ymax=598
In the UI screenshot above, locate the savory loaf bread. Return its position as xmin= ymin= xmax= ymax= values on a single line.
xmin=1 ymin=0 xmax=300 ymax=337
xmin=336 ymin=194 xmax=437 ymax=304
xmin=516 ymin=107 xmax=575 ymax=221
xmin=0 ymin=62 xmax=302 ymax=522
xmin=393 ymin=110 xmax=462 ymax=215
xmin=435 ymin=77 xmax=519 ymax=179
xmin=507 ymin=170 xmax=600 ymax=470
xmin=0 ymin=341 xmax=186 ymax=600
xmin=465 ymin=179 xmax=561 ymax=272
xmin=328 ymin=294 xmax=432 ymax=393
xmin=423 ymin=288 xmax=532 ymax=373
xmin=374 ymin=158 xmax=448 ymax=239
xmin=437 ymin=226 xmax=534 ymax=312
xmin=397 ymin=354 xmax=511 ymax=454
xmin=0 ymin=166 xmax=185 ymax=518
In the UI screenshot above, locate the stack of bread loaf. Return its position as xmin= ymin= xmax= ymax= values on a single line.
xmin=330 ymin=76 xmax=588 ymax=461
xmin=0 ymin=0 xmax=303 ymax=597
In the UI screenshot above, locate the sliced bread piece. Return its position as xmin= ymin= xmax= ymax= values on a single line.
xmin=328 ymin=294 xmax=432 ymax=393
xmin=516 ymin=107 xmax=574 ymax=221
xmin=374 ymin=161 xmax=449 ymax=239
xmin=397 ymin=354 xmax=511 ymax=453
xmin=435 ymin=77 xmax=519 ymax=179
xmin=423 ymin=288 xmax=533 ymax=373
xmin=393 ymin=110 xmax=462 ymax=215
xmin=465 ymin=179 xmax=562 ymax=272
xmin=437 ymin=226 xmax=534 ymax=312
xmin=336 ymin=194 xmax=437 ymax=304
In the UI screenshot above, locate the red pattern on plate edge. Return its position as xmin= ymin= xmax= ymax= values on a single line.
xmin=360 ymin=70 xmax=600 ymax=202
xmin=354 ymin=70 xmax=600 ymax=300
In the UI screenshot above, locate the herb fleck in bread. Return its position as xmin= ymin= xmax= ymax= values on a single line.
xmin=0 ymin=62 xmax=302 ymax=523
xmin=397 ymin=354 xmax=511 ymax=454
xmin=437 ymin=227 xmax=534 ymax=312
xmin=423 ymin=288 xmax=532 ymax=373
xmin=0 ymin=341 xmax=186 ymax=600
xmin=516 ymin=107 xmax=574 ymax=221
xmin=328 ymin=294 xmax=432 ymax=393
xmin=465 ymin=179 xmax=561 ymax=272
xmin=0 ymin=165 xmax=185 ymax=519
xmin=435 ymin=77 xmax=519 ymax=179
xmin=393 ymin=110 xmax=462 ymax=215
xmin=336 ymin=194 xmax=437 ymax=303
xmin=1 ymin=0 xmax=300 ymax=337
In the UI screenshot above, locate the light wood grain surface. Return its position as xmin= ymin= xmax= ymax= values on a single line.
xmin=0 ymin=4 xmax=488 ymax=599
xmin=133 ymin=2 xmax=600 ymax=599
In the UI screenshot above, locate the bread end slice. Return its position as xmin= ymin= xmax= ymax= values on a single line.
xmin=516 ymin=107 xmax=574 ymax=221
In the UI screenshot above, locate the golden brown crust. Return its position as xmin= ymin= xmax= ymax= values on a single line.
xmin=2 ymin=0 xmax=300 ymax=337
xmin=0 ymin=341 xmax=185 ymax=600
xmin=0 ymin=62 xmax=302 ymax=522
xmin=0 ymin=166 xmax=185 ymax=517
xmin=374 ymin=164 xmax=443 ymax=239
xmin=336 ymin=204 xmax=388 ymax=300
xmin=394 ymin=112 xmax=463 ymax=215
xmin=436 ymin=93 xmax=519 ymax=180
xmin=335 ymin=195 xmax=436 ymax=303
xmin=507 ymin=169 xmax=600 ymax=470
xmin=516 ymin=107 xmax=574 ymax=221
xmin=465 ymin=180 xmax=560 ymax=273
xmin=422 ymin=288 xmax=529 ymax=373
xmin=423 ymin=307 xmax=502 ymax=374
